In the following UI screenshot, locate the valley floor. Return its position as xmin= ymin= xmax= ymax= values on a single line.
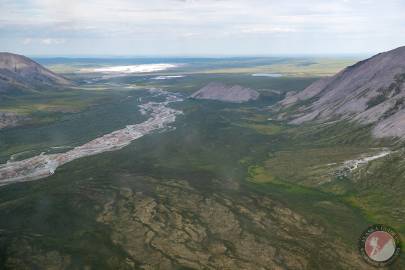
xmin=0 ymin=60 xmax=404 ymax=269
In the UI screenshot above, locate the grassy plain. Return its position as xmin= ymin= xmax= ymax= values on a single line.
xmin=200 ymin=58 xmax=358 ymax=76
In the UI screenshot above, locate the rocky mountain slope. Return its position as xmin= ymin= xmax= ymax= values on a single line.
xmin=0 ymin=52 xmax=71 ymax=94
xmin=278 ymin=46 xmax=405 ymax=138
xmin=191 ymin=82 xmax=259 ymax=103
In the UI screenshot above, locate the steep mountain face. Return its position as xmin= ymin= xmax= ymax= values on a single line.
xmin=279 ymin=46 xmax=405 ymax=139
xmin=190 ymin=82 xmax=260 ymax=103
xmin=0 ymin=52 xmax=71 ymax=94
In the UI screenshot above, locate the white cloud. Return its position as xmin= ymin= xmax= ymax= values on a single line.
xmin=0 ymin=0 xmax=404 ymax=55
xmin=19 ymin=37 xmax=65 ymax=46
xmin=22 ymin=38 xmax=32 ymax=45
xmin=240 ymin=26 xmax=297 ymax=34
xmin=41 ymin=38 xmax=65 ymax=45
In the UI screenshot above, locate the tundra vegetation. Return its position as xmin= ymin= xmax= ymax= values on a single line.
xmin=0 ymin=56 xmax=404 ymax=269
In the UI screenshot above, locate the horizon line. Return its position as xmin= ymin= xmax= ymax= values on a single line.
xmin=24 ymin=53 xmax=370 ymax=59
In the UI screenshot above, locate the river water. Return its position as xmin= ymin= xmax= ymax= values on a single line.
xmin=0 ymin=89 xmax=183 ymax=186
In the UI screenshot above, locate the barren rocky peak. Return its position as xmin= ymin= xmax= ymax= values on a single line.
xmin=190 ymin=82 xmax=260 ymax=103
xmin=0 ymin=52 xmax=71 ymax=92
xmin=0 ymin=52 xmax=41 ymax=71
xmin=279 ymin=46 xmax=405 ymax=139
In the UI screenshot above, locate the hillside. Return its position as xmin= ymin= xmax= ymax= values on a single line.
xmin=278 ymin=46 xmax=405 ymax=138
xmin=0 ymin=52 xmax=71 ymax=94
xmin=190 ymin=82 xmax=260 ymax=103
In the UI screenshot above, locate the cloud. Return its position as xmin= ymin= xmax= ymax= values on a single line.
xmin=239 ymin=26 xmax=297 ymax=34
xmin=0 ymin=0 xmax=405 ymax=55
xmin=40 ymin=38 xmax=65 ymax=45
xmin=22 ymin=38 xmax=32 ymax=45
xmin=20 ymin=37 xmax=65 ymax=46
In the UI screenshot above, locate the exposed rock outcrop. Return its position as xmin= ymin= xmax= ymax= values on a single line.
xmin=0 ymin=52 xmax=71 ymax=94
xmin=0 ymin=112 xmax=28 ymax=129
xmin=190 ymin=82 xmax=260 ymax=103
xmin=278 ymin=46 xmax=405 ymax=139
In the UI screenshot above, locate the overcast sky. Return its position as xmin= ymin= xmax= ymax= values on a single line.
xmin=0 ymin=0 xmax=404 ymax=56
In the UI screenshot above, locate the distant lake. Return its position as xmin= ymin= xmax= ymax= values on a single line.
xmin=252 ymin=73 xmax=283 ymax=77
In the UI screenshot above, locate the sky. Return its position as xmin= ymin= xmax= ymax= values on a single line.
xmin=0 ymin=0 xmax=405 ymax=56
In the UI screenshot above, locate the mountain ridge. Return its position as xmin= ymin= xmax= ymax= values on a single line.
xmin=190 ymin=82 xmax=260 ymax=103
xmin=278 ymin=46 xmax=405 ymax=138
xmin=0 ymin=52 xmax=71 ymax=94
